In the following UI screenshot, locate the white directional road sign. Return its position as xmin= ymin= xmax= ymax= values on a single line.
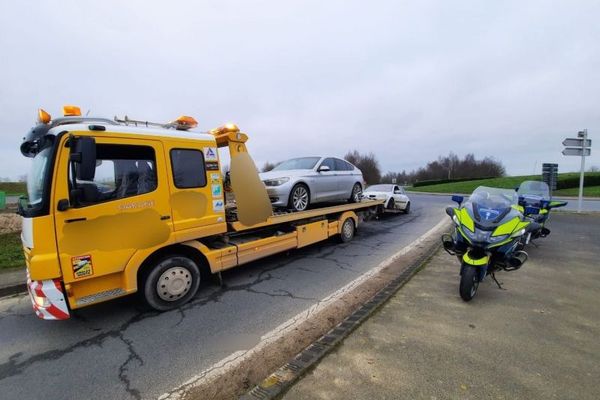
xmin=562 ymin=148 xmax=591 ymax=156
xmin=563 ymin=129 xmax=591 ymax=213
xmin=562 ymin=138 xmax=592 ymax=147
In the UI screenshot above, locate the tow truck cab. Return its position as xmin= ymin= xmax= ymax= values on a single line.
xmin=20 ymin=106 xmax=381 ymax=320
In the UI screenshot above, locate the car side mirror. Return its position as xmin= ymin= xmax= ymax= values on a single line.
xmin=451 ymin=195 xmax=463 ymax=206
xmin=318 ymin=165 xmax=330 ymax=172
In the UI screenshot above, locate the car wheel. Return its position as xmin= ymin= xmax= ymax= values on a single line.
xmin=349 ymin=183 xmax=362 ymax=203
xmin=140 ymin=255 xmax=201 ymax=311
xmin=404 ymin=201 xmax=411 ymax=214
xmin=289 ymin=183 xmax=310 ymax=211
xmin=387 ymin=197 xmax=395 ymax=210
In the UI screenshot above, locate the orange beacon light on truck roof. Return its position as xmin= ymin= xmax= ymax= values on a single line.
xmin=63 ymin=105 xmax=82 ymax=117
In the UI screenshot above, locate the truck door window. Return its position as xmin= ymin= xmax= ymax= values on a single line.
xmin=170 ymin=149 xmax=207 ymax=188
xmin=73 ymin=144 xmax=157 ymax=206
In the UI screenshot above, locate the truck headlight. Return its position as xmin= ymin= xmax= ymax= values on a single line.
xmin=263 ymin=178 xmax=290 ymax=187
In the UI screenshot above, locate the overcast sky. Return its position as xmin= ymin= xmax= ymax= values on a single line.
xmin=1 ymin=0 xmax=599 ymax=180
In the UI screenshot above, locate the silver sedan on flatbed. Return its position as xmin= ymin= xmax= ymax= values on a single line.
xmin=259 ymin=156 xmax=364 ymax=211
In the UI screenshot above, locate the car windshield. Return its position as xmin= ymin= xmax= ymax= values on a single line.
xmin=26 ymin=146 xmax=53 ymax=206
xmin=466 ymin=186 xmax=517 ymax=221
xmin=367 ymin=184 xmax=393 ymax=192
xmin=518 ymin=181 xmax=550 ymax=199
xmin=271 ymin=157 xmax=320 ymax=171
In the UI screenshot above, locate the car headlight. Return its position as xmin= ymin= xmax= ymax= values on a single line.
xmin=263 ymin=178 xmax=290 ymax=187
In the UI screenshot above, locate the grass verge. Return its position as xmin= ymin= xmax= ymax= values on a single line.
xmin=409 ymin=172 xmax=600 ymax=196
xmin=0 ymin=232 xmax=24 ymax=270
xmin=553 ymin=186 xmax=600 ymax=197
xmin=0 ymin=182 xmax=26 ymax=195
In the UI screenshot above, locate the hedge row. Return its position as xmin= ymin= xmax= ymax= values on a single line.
xmin=413 ymin=176 xmax=496 ymax=187
xmin=556 ymin=174 xmax=600 ymax=190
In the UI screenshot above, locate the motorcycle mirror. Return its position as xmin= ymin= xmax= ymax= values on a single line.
xmin=445 ymin=206 xmax=454 ymax=217
xmin=540 ymin=200 xmax=550 ymax=209
xmin=451 ymin=195 xmax=463 ymax=206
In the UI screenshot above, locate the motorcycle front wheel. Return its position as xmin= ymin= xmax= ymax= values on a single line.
xmin=459 ymin=265 xmax=479 ymax=302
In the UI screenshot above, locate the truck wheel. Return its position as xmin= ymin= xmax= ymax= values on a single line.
xmin=289 ymin=184 xmax=310 ymax=211
xmin=141 ymin=255 xmax=201 ymax=311
xmin=459 ymin=265 xmax=479 ymax=302
xmin=349 ymin=183 xmax=362 ymax=203
xmin=339 ymin=218 xmax=355 ymax=243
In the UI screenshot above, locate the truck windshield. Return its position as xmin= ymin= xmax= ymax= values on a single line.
xmin=26 ymin=146 xmax=53 ymax=208
xmin=272 ymin=157 xmax=320 ymax=171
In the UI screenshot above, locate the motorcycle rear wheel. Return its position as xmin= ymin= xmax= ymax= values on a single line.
xmin=459 ymin=265 xmax=479 ymax=302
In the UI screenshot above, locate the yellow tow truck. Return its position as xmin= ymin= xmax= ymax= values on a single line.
xmin=18 ymin=106 xmax=383 ymax=320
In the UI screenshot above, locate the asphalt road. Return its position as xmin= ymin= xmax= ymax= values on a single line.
xmin=284 ymin=213 xmax=600 ymax=399
xmin=0 ymin=194 xmax=448 ymax=400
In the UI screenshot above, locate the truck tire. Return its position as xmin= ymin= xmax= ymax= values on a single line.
xmin=141 ymin=255 xmax=201 ymax=311
xmin=339 ymin=218 xmax=355 ymax=243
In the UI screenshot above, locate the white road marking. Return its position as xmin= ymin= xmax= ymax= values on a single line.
xmin=159 ymin=217 xmax=450 ymax=400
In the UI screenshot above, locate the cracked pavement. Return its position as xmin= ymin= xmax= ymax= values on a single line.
xmin=0 ymin=194 xmax=448 ymax=400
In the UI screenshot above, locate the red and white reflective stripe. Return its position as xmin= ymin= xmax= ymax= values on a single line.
xmin=27 ymin=278 xmax=70 ymax=320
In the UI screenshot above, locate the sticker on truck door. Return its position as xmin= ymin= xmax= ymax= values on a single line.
xmin=72 ymin=255 xmax=94 ymax=279
xmin=204 ymin=147 xmax=218 ymax=161
xmin=211 ymin=184 xmax=223 ymax=198
xmin=212 ymin=199 xmax=224 ymax=212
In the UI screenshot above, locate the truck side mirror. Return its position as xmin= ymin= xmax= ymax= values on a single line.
xmin=70 ymin=136 xmax=96 ymax=181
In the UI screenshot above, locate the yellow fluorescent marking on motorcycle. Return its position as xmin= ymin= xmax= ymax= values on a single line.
xmin=540 ymin=209 xmax=548 ymax=214
xmin=457 ymin=208 xmax=475 ymax=232
xmin=512 ymin=205 xmax=524 ymax=213
xmin=463 ymin=253 xmax=489 ymax=266
xmin=492 ymin=217 xmax=520 ymax=236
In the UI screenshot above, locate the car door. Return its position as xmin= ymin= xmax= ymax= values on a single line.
xmin=54 ymin=135 xmax=173 ymax=285
xmin=313 ymin=158 xmax=338 ymax=201
xmin=334 ymin=158 xmax=354 ymax=199
xmin=393 ymin=185 xmax=408 ymax=207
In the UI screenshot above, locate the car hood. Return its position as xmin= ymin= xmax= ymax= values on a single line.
xmin=363 ymin=191 xmax=389 ymax=196
xmin=259 ymin=169 xmax=314 ymax=180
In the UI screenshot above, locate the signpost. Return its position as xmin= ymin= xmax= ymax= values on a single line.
xmin=562 ymin=129 xmax=592 ymax=213
xmin=542 ymin=163 xmax=558 ymax=191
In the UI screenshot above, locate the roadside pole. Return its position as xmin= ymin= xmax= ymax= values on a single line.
xmin=578 ymin=130 xmax=586 ymax=213
xmin=562 ymin=130 xmax=592 ymax=213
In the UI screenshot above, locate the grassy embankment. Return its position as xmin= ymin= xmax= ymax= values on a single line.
xmin=0 ymin=232 xmax=24 ymax=270
xmin=409 ymin=172 xmax=600 ymax=197
xmin=0 ymin=182 xmax=26 ymax=195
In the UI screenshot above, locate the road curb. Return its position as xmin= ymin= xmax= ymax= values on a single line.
xmin=240 ymin=241 xmax=441 ymax=400
xmin=0 ymin=283 xmax=27 ymax=299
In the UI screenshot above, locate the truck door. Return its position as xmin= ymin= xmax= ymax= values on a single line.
xmin=54 ymin=136 xmax=173 ymax=284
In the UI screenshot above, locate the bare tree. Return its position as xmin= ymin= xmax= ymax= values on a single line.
xmin=345 ymin=150 xmax=381 ymax=185
xmin=262 ymin=161 xmax=277 ymax=172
